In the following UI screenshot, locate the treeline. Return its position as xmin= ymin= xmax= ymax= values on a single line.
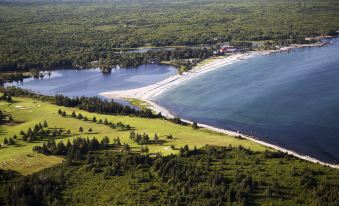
xmin=1 ymin=145 xmax=338 ymax=205
xmin=54 ymin=95 xmax=160 ymax=118
xmin=129 ymin=131 xmax=166 ymax=145
xmin=1 ymin=87 xmax=191 ymax=128
xmin=1 ymin=120 xmax=73 ymax=147
xmin=58 ymin=109 xmax=132 ymax=131
xmin=0 ymin=46 xmax=215 ymax=75
xmin=33 ymin=136 xmax=126 ymax=165
xmin=0 ymin=87 xmax=162 ymax=119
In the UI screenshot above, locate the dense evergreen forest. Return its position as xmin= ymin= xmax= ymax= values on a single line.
xmin=0 ymin=146 xmax=338 ymax=205
xmin=0 ymin=0 xmax=339 ymax=73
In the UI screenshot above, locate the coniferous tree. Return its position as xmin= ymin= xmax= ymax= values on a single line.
xmin=78 ymin=113 xmax=83 ymax=119
xmin=8 ymin=137 xmax=15 ymax=145
xmin=144 ymin=146 xmax=149 ymax=154
xmin=93 ymin=116 xmax=97 ymax=122
xmin=66 ymin=149 xmax=73 ymax=165
xmin=41 ymin=142 xmax=48 ymax=154
xmin=101 ymin=136 xmax=110 ymax=148
xmin=154 ymin=133 xmax=159 ymax=143
xmin=71 ymin=111 xmax=76 ymax=118
xmin=58 ymin=109 xmax=62 ymax=115
xmin=79 ymin=127 xmax=84 ymax=134
xmin=115 ymin=137 xmax=121 ymax=146
xmin=66 ymin=139 xmax=72 ymax=149
xmin=3 ymin=137 xmax=8 ymax=145
xmin=123 ymin=144 xmax=130 ymax=152
xmin=43 ymin=120 xmax=48 ymax=128
xmin=56 ymin=141 xmax=66 ymax=155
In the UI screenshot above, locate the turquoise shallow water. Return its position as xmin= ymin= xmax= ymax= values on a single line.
xmin=156 ymin=38 xmax=339 ymax=164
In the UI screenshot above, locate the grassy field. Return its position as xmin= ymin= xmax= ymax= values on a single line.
xmin=2 ymin=147 xmax=338 ymax=205
xmin=0 ymin=96 xmax=267 ymax=175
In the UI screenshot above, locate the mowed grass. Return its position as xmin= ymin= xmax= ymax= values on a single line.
xmin=0 ymin=96 xmax=268 ymax=175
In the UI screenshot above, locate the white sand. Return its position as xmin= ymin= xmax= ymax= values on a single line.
xmin=100 ymin=42 xmax=338 ymax=169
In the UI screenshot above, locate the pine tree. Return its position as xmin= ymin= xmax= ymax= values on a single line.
xmin=101 ymin=136 xmax=110 ymax=147
xmin=93 ymin=116 xmax=97 ymax=122
xmin=144 ymin=146 xmax=149 ymax=154
xmin=42 ymin=142 xmax=49 ymax=154
xmin=154 ymin=133 xmax=159 ymax=143
xmin=66 ymin=139 xmax=72 ymax=149
xmin=79 ymin=127 xmax=84 ymax=134
xmin=43 ymin=120 xmax=48 ymax=128
xmin=71 ymin=111 xmax=76 ymax=118
xmin=116 ymin=137 xmax=121 ymax=146
xmin=3 ymin=137 xmax=8 ymax=145
xmin=88 ymin=128 xmax=93 ymax=134
xmin=62 ymin=111 xmax=66 ymax=117
xmin=123 ymin=144 xmax=130 ymax=152
xmin=56 ymin=141 xmax=66 ymax=155
xmin=84 ymin=116 xmax=88 ymax=121
xmin=78 ymin=113 xmax=83 ymax=119
xmin=66 ymin=149 xmax=73 ymax=165
xmin=58 ymin=109 xmax=62 ymax=115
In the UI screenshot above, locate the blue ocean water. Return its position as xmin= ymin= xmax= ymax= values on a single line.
xmin=156 ymin=38 xmax=339 ymax=164
xmin=5 ymin=64 xmax=176 ymax=98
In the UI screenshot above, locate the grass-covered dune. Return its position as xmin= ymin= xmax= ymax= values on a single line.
xmin=0 ymin=96 xmax=265 ymax=175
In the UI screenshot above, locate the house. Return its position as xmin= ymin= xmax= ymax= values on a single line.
xmin=218 ymin=44 xmax=239 ymax=54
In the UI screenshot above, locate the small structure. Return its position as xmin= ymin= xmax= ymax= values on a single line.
xmin=217 ymin=43 xmax=239 ymax=54
xmin=147 ymin=59 xmax=160 ymax=64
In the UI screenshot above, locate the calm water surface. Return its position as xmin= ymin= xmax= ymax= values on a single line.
xmin=156 ymin=38 xmax=339 ymax=164
xmin=6 ymin=64 xmax=176 ymax=98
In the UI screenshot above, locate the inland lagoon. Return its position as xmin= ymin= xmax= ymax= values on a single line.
xmin=5 ymin=64 xmax=176 ymax=98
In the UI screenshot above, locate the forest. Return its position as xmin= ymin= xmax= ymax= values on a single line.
xmin=1 ymin=0 xmax=339 ymax=74
xmin=0 ymin=145 xmax=338 ymax=205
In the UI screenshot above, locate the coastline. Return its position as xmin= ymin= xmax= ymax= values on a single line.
xmin=100 ymin=41 xmax=339 ymax=169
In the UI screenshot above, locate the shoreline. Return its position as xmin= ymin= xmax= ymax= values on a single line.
xmin=100 ymin=41 xmax=338 ymax=169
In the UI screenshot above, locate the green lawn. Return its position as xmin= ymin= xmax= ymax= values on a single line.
xmin=0 ymin=96 xmax=267 ymax=175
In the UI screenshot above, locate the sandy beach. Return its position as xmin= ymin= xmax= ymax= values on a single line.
xmin=100 ymin=42 xmax=338 ymax=169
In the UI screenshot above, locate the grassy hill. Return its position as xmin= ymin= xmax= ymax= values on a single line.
xmin=0 ymin=95 xmax=338 ymax=205
xmin=0 ymin=96 xmax=266 ymax=175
